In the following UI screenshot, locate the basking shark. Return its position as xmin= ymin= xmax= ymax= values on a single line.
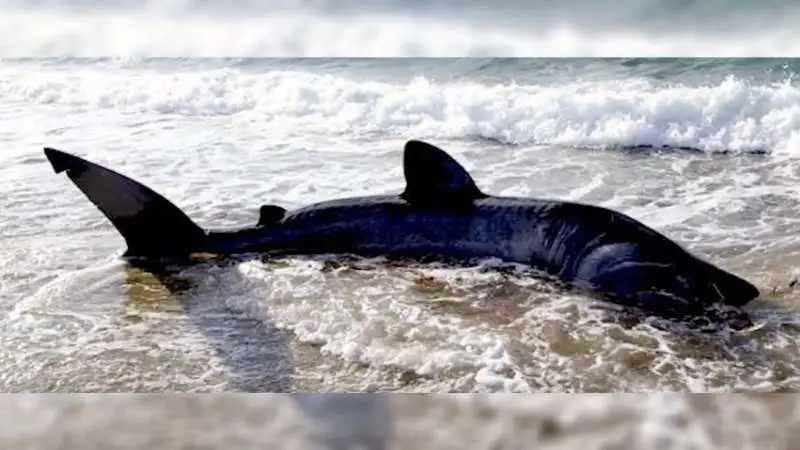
xmin=43 ymin=140 xmax=760 ymax=326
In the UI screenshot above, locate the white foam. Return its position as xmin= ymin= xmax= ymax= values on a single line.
xmin=3 ymin=64 xmax=800 ymax=155
xmin=237 ymin=260 xmax=532 ymax=392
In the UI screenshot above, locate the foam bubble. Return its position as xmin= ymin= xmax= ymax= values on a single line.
xmin=237 ymin=260 xmax=533 ymax=392
xmin=3 ymin=65 xmax=800 ymax=154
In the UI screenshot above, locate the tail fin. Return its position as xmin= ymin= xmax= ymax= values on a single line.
xmin=44 ymin=147 xmax=207 ymax=258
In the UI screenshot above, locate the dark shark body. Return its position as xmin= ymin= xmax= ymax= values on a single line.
xmin=43 ymin=140 xmax=760 ymax=325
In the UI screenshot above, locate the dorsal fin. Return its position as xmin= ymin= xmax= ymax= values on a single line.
xmin=257 ymin=204 xmax=287 ymax=227
xmin=400 ymin=140 xmax=487 ymax=207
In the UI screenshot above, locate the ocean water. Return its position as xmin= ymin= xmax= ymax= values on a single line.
xmin=3 ymin=57 xmax=800 ymax=398
xmin=5 ymin=6 xmax=800 ymax=450
xmin=1 ymin=0 xmax=800 ymax=56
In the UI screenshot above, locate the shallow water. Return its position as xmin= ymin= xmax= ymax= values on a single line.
xmin=3 ymin=58 xmax=800 ymax=394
